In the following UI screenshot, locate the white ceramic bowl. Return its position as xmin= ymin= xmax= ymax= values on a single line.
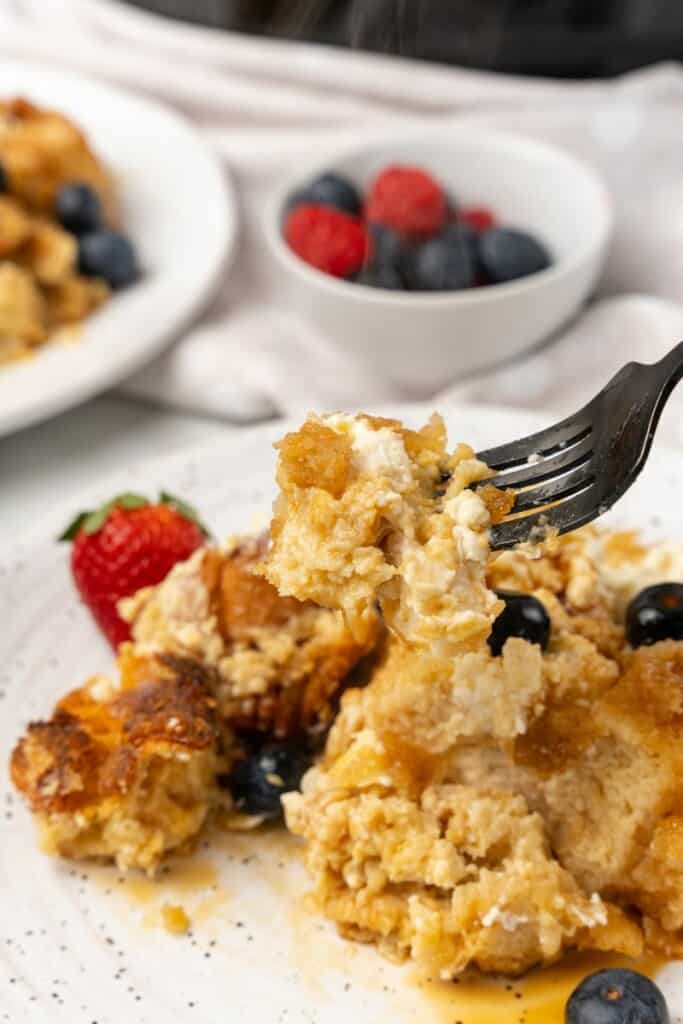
xmin=264 ymin=127 xmax=612 ymax=396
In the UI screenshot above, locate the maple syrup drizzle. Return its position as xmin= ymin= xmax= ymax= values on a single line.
xmin=91 ymin=836 xmax=671 ymax=1023
xmin=413 ymin=952 xmax=667 ymax=1024
xmin=90 ymin=855 xmax=230 ymax=930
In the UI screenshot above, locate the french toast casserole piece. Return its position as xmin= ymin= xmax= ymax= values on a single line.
xmin=10 ymin=533 xmax=379 ymax=873
xmin=10 ymin=652 xmax=223 ymax=875
xmin=0 ymin=97 xmax=115 ymax=364
xmin=264 ymin=412 xmax=683 ymax=977
xmin=11 ymin=409 xmax=683 ymax=979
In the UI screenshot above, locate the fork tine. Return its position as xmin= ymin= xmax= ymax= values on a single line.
xmin=477 ymin=407 xmax=593 ymax=471
xmin=484 ymin=430 xmax=594 ymax=490
xmin=510 ymin=462 xmax=597 ymax=514
xmin=483 ymin=344 xmax=683 ymax=552
xmin=484 ymin=342 xmax=683 ymax=549
xmin=490 ymin=482 xmax=599 ymax=549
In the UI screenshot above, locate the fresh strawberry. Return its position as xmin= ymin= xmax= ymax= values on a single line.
xmin=60 ymin=492 xmax=208 ymax=649
xmin=366 ymin=165 xmax=447 ymax=238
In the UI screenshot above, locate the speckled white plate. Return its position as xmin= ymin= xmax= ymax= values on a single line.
xmin=0 ymin=59 xmax=235 ymax=437
xmin=1 ymin=404 xmax=683 ymax=1024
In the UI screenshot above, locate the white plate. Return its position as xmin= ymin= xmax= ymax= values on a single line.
xmin=1 ymin=403 xmax=682 ymax=1023
xmin=0 ymin=59 xmax=235 ymax=437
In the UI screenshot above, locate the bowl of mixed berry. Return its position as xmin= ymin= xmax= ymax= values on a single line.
xmin=283 ymin=164 xmax=552 ymax=292
xmin=265 ymin=128 xmax=612 ymax=392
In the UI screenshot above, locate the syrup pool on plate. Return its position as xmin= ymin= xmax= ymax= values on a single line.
xmin=413 ymin=952 xmax=667 ymax=1024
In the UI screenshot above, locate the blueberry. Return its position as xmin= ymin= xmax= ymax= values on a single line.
xmin=566 ymin=968 xmax=669 ymax=1024
xmin=78 ymin=230 xmax=139 ymax=289
xmin=370 ymin=223 xmax=405 ymax=264
xmin=358 ymin=261 xmax=404 ymax=290
xmin=626 ymin=583 xmax=683 ymax=648
xmin=0 ymin=160 xmax=7 ymax=193
xmin=359 ymin=224 xmax=406 ymax=290
xmin=55 ymin=183 xmax=102 ymax=235
xmin=478 ymin=227 xmax=551 ymax=283
xmin=488 ymin=591 xmax=550 ymax=656
xmin=407 ymin=224 xmax=476 ymax=291
xmin=228 ymin=743 xmax=311 ymax=819
xmin=285 ymin=172 xmax=362 ymax=217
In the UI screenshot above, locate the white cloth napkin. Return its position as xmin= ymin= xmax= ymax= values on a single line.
xmin=3 ymin=0 xmax=683 ymax=441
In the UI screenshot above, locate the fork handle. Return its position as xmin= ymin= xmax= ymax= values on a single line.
xmin=654 ymin=339 xmax=683 ymax=390
xmin=643 ymin=340 xmax=683 ymax=433
xmin=611 ymin=340 xmax=683 ymax=472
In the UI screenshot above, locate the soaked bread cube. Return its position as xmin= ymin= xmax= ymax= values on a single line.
xmin=44 ymin=274 xmax=109 ymax=328
xmin=19 ymin=218 xmax=77 ymax=285
xmin=0 ymin=195 xmax=31 ymax=256
xmin=0 ymin=261 xmax=46 ymax=353
xmin=10 ymin=658 xmax=224 ymax=875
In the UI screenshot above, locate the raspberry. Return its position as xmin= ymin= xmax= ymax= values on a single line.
xmin=366 ymin=165 xmax=447 ymax=238
xmin=284 ymin=204 xmax=370 ymax=278
xmin=459 ymin=206 xmax=497 ymax=233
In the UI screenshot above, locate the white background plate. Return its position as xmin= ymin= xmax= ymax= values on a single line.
xmin=1 ymin=404 xmax=682 ymax=1023
xmin=0 ymin=59 xmax=235 ymax=437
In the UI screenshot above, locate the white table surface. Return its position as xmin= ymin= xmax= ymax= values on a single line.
xmin=0 ymin=397 xmax=235 ymax=543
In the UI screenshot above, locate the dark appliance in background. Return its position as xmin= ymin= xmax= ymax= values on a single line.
xmin=127 ymin=0 xmax=683 ymax=78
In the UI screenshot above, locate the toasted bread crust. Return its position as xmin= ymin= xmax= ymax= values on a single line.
xmin=209 ymin=536 xmax=304 ymax=638
xmin=11 ymin=664 xmax=217 ymax=816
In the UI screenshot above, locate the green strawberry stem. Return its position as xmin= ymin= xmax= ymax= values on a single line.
xmin=159 ymin=491 xmax=210 ymax=538
xmin=59 ymin=491 xmax=210 ymax=541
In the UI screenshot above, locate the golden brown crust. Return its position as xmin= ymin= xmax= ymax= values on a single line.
xmin=10 ymin=651 xmax=225 ymax=874
xmin=276 ymin=421 xmax=353 ymax=499
xmin=112 ymin=674 xmax=217 ymax=750
xmin=11 ymin=663 xmax=217 ymax=816
xmin=11 ymin=712 xmax=107 ymax=815
xmin=478 ymin=483 xmax=515 ymax=524
xmin=210 ymin=536 xmax=304 ymax=639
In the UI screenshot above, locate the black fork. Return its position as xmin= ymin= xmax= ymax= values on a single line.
xmin=477 ymin=341 xmax=683 ymax=550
